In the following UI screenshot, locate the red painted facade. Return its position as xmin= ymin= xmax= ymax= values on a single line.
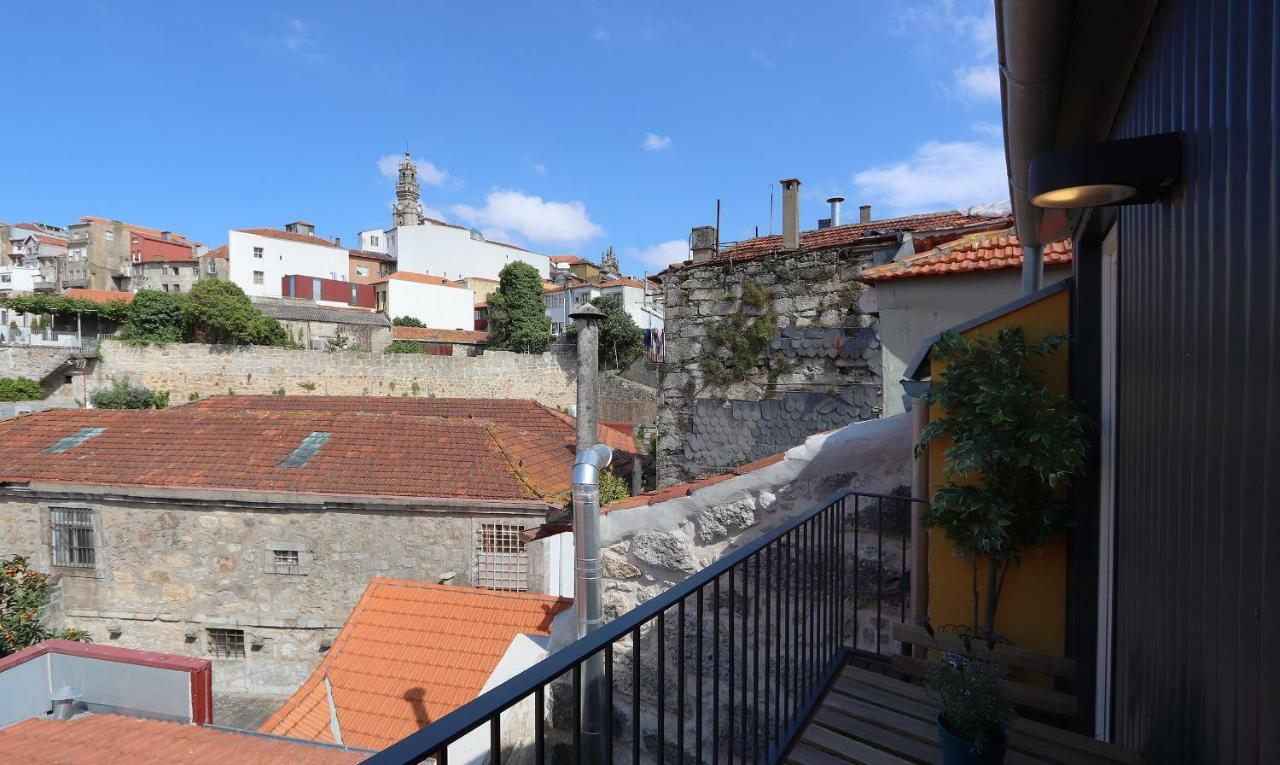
xmin=129 ymin=232 xmax=196 ymax=263
xmin=281 ymin=274 xmax=376 ymax=308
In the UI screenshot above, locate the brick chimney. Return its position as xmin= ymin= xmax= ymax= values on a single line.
xmin=780 ymin=179 xmax=801 ymax=250
xmin=859 ymin=204 xmax=872 ymax=224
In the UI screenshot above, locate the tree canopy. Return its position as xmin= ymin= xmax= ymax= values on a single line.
xmin=391 ymin=316 xmax=425 ymax=327
xmin=0 ymin=378 xmax=43 ymax=402
xmin=487 ymin=261 xmax=552 ymax=353
xmin=566 ymin=294 xmax=644 ymax=369
xmin=116 ymin=290 xmax=188 ymax=345
xmin=184 ymin=281 xmax=293 ymax=347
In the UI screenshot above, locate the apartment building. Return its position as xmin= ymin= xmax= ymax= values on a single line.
xmin=66 ymin=217 xmax=199 ymax=292
xmin=226 ymin=221 xmax=349 ymax=299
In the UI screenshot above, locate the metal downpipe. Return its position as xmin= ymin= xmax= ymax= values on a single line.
xmin=573 ymin=443 xmax=613 ymax=765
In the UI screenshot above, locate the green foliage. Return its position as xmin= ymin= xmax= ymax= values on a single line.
xmin=0 ymin=378 xmax=43 ymax=401
xmin=565 ymin=295 xmax=644 ymax=370
xmin=183 ymin=280 xmax=295 ymax=347
xmin=298 ymin=382 xmax=317 ymax=392
xmin=325 ymin=330 xmax=353 ymax=352
xmin=488 ymin=261 xmax=552 ymax=353
xmin=1 ymin=555 xmax=90 ymax=656
xmin=699 ymin=279 xmax=786 ymax=391
xmin=91 ymin=379 xmax=165 ymax=409
xmin=391 ymin=316 xmax=425 ymax=327
xmin=271 ymin=387 xmax=286 ymax=396
xmin=918 ymin=327 xmax=1087 ymax=635
xmin=385 ymin=340 xmax=422 ymax=354
xmin=925 ymin=650 xmax=1013 ymax=752
xmin=0 ymin=293 xmax=131 ymax=324
xmin=599 ymin=468 xmax=631 ymax=505
xmin=117 ymin=290 xmax=188 ymax=345
xmin=187 ymin=391 xmax=200 ymax=402
xmin=410 ymin=380 xmax=421 ymax=396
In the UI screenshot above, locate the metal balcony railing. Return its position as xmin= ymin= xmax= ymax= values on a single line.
xmin=363 ymin=489 xmax=922 ymax=765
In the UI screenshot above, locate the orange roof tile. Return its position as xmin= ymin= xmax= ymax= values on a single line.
xmin=602 ymin=451 xmax=785 ymax=514
xmin=659 ymin=212 xmax=1013 ymax=275
xmin=236 ymin=227 xmax=343 ymax=248
xmin=0 ymin=714 xmax=363 ymax=764
xmin=33 ymin=234 xmax=68 ymax=247
xmin=204 ymin=244 xmax=228 ymax=258
xmin=260 ymin=580 xmax=571 ymax=750
xmin=385 ymin=271 xmax=452 ymax=286
xmin=548 ymin=254 xmax=582 ymax=264
xmin=597 ymin=277 xmax=650 ymax=289
xmin=858 ymin=229 xmax=1073 ymax=283
xmin=0 ymin=397 xmax=636 ymax=504
xmin=392 ymin=325 xmax=490 ymax=344
xmin=62 ymin=288 xmax=135 ymax=304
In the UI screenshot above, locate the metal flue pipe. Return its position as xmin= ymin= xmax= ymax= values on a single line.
xmin=573 ymin=442 xmax=613 ymax=764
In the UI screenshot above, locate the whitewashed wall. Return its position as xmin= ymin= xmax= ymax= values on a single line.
xmin=390 ymin=223 xmax=551 ymax=281
xmin=228 ymin=230 xmax=350 ymax=299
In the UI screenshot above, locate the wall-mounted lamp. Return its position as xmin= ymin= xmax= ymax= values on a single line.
xmin=1029 ymin=132 xmax=1182 ymax=209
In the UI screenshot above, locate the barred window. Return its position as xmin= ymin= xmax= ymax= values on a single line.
xmin=270 ymin=549 xmax=301 ymax=575
xmin=207 ymin=628 xmax=245 ymax=658
xmin=50 ymin=507 xmax=95 ymax=568
xmin=474 ymin=523 xmax=529 ymax=592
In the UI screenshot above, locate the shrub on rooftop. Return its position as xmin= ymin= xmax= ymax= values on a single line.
xmin=90 ymin=379 xmax=164 ymax=410
xmin=391 ymin=315 xmax=425 ymax=327
xmin=385 ymin=340 xmax=422 ymax=353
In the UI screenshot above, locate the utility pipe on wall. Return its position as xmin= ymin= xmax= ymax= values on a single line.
xmin=908 ymin=392 xmax=930 ymax=640
xmin=1021 ymin=244 xmax=1044 ymax=295
xmin=573 ymin=443 xmax=613 ymax=765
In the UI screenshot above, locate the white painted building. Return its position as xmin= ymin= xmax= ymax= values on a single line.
xmin=384 ymin=222 xmax=551 ymax=282
xmin=358 ymin=229 xmax=389 ymax=254
xmin=374 ymin=272 xmax=476 ymax=330
xmin=543 ymin=277 xmax=664 ymax=337
xmin=227 ymin=222 xmax=349 ymax=299
xmin=0 ymin=266 xmax=42 ymax=294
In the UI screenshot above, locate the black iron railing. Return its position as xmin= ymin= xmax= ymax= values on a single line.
xmin=364 ymin=489 xmax=923 ymax=765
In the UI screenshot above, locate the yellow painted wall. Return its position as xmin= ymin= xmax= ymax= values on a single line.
xmin=926 ymin=288 xmax=1071 ymax=657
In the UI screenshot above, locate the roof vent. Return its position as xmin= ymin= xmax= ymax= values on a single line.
xmin=278 ymin=431 xmax=331 ymax=467
xmin=51 ymin=686 xmax=79 ymax=720
xmin=469 ymin=228 xmax=485 ymax=241
xmin=43 ymin=427 xmax=106 ymax=454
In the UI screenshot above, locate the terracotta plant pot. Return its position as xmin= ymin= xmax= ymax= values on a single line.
xmin=937 ymin=713 xmax=1008 ymax=765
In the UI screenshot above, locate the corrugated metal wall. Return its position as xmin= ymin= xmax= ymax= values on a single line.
xmin=1109 ymin=0 xmax=1277 ymax=761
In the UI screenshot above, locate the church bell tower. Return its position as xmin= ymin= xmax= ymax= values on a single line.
xmin=391 ymin=152 xmax=425 ymax=227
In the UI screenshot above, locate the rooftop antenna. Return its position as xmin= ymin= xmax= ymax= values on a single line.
xmin=768 ymin=183 xmax=775 ymax=235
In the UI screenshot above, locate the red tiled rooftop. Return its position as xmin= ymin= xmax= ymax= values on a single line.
xmin=0 ymin=397 xmax=634 ymax=504
xmin=392 ymin=325 xmax=490 ymax=344
xmin=204 ymin=244 xmax=228 ymax=259
xmin=858 ymin=228 xmax=1072 ymax=283
xmin=549 ymin=254 xmax=582 ymax=264
xmin=62 ymin=288 xmax=135 ymax=304
xmin=79 ymin=217 xmax=193 ymax=243
xmin=603 ymin=452 xmax=785 ymax=512
xmin=0 ymin=714 xmax=363 ymax=764
xmin=236 ymin=227 xmax=344 ymax=248
xmin=384 ymin=271 xmax=453 ymax=286
xmin=260 ymin=579 xmax=570 ymax=750
xmin=660 ymin=212 xmax=1013 ymax=275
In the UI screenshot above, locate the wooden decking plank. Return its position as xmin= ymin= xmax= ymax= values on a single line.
xmin=891 ymin=622 xmax=1076 ymax=679
xmin=890 ymin=655 xmax=1078 ymax=718
xmin=841 ymin=665 xmax=931 ymax=703
xmin=1008 ymin=719 xmax=1145 ymax=765
xmin=832 ymin=676 xmax=936 ymax=720
xmin=810 ymin=707 xmax=941 ymax=764
xmin=789 ymin=742 xmax=862 ymax=765
xmin=800 ymin=717 xmax=914 ymax=765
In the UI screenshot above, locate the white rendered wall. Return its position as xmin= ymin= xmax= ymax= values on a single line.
xmin=386 ymin=279 xmax=476 ymax=329
xmin=389 ymin=224 xmax=550 ymax=281
xmin=0 ymin=266 xmax=41 ymax=292
xmin=228 ymin=231 xmax=349 ymax=299
xmin=358 ymin=229 xmax=388 ymax=254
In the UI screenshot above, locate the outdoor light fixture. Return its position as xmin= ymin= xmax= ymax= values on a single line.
xmin=1029 ymin=132 xmax=1182 ymax=209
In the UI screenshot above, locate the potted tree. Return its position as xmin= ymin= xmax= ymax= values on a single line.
xmin=917 ymin=326 xmax=1087 ymax=763
xmin=922 ymin=619 xmax=1012 ymax=764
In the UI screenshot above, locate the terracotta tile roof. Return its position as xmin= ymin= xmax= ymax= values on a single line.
xmin=385 ymin=271 xmax=452 ymax=286
xmin=78 ymin=217 xmax=193 ymax=243
xmin=660 ymin=212 xmax=1014 ymax=275
xmin=236 ymin=228 xmax=343 ymax=249
xmin=62 ymin=288 xmax=135 ymax=304
xmin=260 ymin=579 xmax=571 ymax=750
xmin=348 ymin=248 xmax=396 ymax=263
xmin=597 ymin=277 xmax=650 ymax=289
xmin=604 ymin=452 xmax=785 ymax=513
xmin=858 ymin=229 xmax=1073 ymax=283
xmin=0 ymin=714 xmax=364 ymax=764
xmin=392 ymin=325 xmax=490 ymax=344
xmin=33 ymin=234 xmax=68 ymax=246
xmin=204 ymin=244 xmax=228 ymax=259
xmin=0 ymin=397 xmax=635 ymax=504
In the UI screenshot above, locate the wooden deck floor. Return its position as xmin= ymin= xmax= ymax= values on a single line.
xmin=787 ymin=663 xmax=1143 ymax=765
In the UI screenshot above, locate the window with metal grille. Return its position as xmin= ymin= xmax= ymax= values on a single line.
xmin=270 ymin=549 xmax=301 ymax=575
xmin=50 ymin=507 xmax=95 ymax=568
xmin=474 ymin=523 xmax=529 ymax=592
xmin=207 ymin=628 xmax=245 ymax=658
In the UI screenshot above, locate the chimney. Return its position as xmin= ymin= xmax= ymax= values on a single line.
xmin=859 ymin=204 xmax=872 ymax=224
xmin=160 ymin=231 xmax=171 ymax=241
xmin=780 ymin=178 xmax=801 ymax=250
xmin=690 ymin=226 xmax=717 ymax=263
xmin=827 ymin=197 xmax=845 ymax=227
xmin=334 ymin=236 xmax=341 ymax=247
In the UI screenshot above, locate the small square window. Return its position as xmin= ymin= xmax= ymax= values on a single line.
xmin=51 ymin=507 xmax=95 ymax=567
xmin=474 ymin=523 xmax=530 ymax=592
xmin=253 ymin=247 xmax=263 ymax=259
xmin=270 ymin=549 xmax=301 ymax=575
xmin=207 ymin=628 xmax=245 ymax=658
xmin=253 ymin=271 xmax=264 ymax=285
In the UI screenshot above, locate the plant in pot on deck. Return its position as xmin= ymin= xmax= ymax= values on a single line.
xmin=916 ymin=327 xmax=1087 ymax=763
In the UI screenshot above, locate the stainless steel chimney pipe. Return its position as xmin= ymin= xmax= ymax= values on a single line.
xmin=573 ymin=443 xmax=612 ymax=764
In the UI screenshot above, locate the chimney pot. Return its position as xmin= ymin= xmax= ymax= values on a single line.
xmin=690 ymin=226 xmax=717 ymax=263
xmin=334 ymin=236 xmax=341 ymax=246
xmin=859 ymin=204 xmax=872 ymax=224
xmin=826 ymin=197 xmax=844 ymax=227
xmin=780 ymin=178 xmax=801 ymax=250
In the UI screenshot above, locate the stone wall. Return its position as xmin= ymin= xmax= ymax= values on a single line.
xmin=1 ymin=494 xmax=550 ymax=694
xmin=599 ymin=370 xmax=658 ymax=426
xmin=0 ymin=345 xmax=76 ymax=383
xmin=531 ymin=414 xmax=915 ymax=759
xmin=57 ymin=341 xmax=578 ymax=408
xmin=656 ymin=245 xmax=887 ymax=486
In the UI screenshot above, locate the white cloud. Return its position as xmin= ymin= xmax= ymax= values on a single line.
xmin=246 ymin=17 xmax=324 ymax=60
xmin=422 ymin=206 xmax=448 ymax=223
xmin=750 ymin=48 xmax=775 ymax=69
xmin=593 ymin=28 xmax=610 ymax=42
xmin=642 ymin=133 xmax=673 ymax=151
xmin=530 ymin=161 xmax=547 ymax=174
xmin=376 ymin=154 xmax=449 ymax=187
xmin=450 ymin=190 xmax=604 ymax=246
xmin=852 ymin=140 xmax=1007 ymax=214
xmin=625 ymin=240 xmax=689 ymax=271
xmin=953 ymin=65 xmax=1000 ymax=103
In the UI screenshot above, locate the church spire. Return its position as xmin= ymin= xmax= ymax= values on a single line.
xmin=391 ymin=151 xmax=425 ymax=227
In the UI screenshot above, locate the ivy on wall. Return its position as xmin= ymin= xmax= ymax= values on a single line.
xmin=698 ymin=279 xmax=793 ymax=393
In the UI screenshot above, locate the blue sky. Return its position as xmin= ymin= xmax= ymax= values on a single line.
xmin=1 ymin=1 xmax=1005 ymax=276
